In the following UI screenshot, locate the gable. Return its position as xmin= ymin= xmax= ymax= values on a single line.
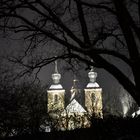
xmin=65 ymin=99 xmax=87 ymax=113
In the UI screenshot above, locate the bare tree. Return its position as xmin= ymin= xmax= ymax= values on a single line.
xmin=0 ymin=0 xmax=140 ymax=105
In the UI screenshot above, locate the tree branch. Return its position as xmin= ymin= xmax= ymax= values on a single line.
xmin=37 ymin=0 xmax=84 ymax=47
xmin=138 ymin=0 xmax=140 ymax=25
xmin=113 ymin=0 xmax=139 ymax=60
xmin=80 ymin=1 xmax=116 ymax=15
xmin=74 ymin=0 xmax=91 ymax=46
xmin=90 ymin=49 xmax=131 ymax=67
xmin=88 ymin=53 xmax=140 ymax=105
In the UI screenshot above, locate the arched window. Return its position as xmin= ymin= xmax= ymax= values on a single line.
xmin=54 ymin=94 xmax=58 ymax=103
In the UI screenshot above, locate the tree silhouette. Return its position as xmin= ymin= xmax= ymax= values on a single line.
xmin=0 ymin=0 xmax=140 ymax=105
xmin=0 ymin=77 xmax=48 ymax=136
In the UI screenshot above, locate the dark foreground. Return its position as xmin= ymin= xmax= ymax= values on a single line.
xmin=2 ymin=116 xmax=140 ymax=140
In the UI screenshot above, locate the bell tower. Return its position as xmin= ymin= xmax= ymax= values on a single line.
xmin=84 ymin=65 xmax=103 ymax=118
xmin=47 ymin=60 xmax=65 ymax=115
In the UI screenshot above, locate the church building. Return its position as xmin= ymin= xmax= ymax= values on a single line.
xmin=47 ymin=61 xmax=103 ymax=131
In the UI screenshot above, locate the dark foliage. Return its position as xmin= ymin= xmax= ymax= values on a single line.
xmin=2 ymin=116 xmax=140 ymax=140
xmin=0 ymin=81 xmax=49 ymax=137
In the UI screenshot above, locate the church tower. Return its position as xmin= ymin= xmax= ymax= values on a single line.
xmin=84 ymin=66 xmax=103 ymax=118
xmin=47 ymin=61 xmax=65 ymax=115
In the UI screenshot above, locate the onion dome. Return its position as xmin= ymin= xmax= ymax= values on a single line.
xmin=50 ymin=60 xmax=63 ymax=89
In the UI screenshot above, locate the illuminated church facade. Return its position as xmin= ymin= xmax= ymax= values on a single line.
xmin=47 ymin=61 xmax=103 ymax=131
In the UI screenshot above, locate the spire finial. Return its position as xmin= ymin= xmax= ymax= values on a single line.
xmin=90 ymin=65 xmax=94 ymax=72
xmin=55 ymin=60 xmax=58 ymax=73
xmin=90 ymin=59 xmax=94 ymax=72
xmin=86 ymin=60 xmax=99 ymax=88
xmin=51 ymin=60 xmax=61 ymax=84
xmin=70 ymin=75 xmax=80 ymax=100
xmin=73 ymin=74 xmax=78 ymax=87
xmin=49 ymin=59 xmax=63 ymax=89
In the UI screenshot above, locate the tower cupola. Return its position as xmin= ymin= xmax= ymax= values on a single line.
xmin=86 ymin=66 xmax=99 ymax=88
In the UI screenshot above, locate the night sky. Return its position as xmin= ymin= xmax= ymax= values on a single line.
xmin=0 ymin=36 xmax=135 ymax=116
xmin=0 ymin=0 xmax=138 ymax=117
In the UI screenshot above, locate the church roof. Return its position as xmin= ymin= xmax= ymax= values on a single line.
xmin=86 ymin=82 xmax=99 ymax=88
xmin=49 ymin=84 xmax=63 ymax=89
xmin=65 ymin=99 xmax=87 ymax=113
